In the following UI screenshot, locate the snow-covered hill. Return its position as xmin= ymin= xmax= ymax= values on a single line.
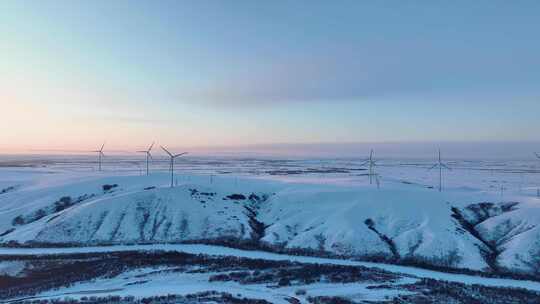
xmin=1 ymin=167 xmax=540 ymax=277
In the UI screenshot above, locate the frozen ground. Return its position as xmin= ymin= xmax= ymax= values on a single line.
xmin=1 ymin=154 xmax=540 ymax=302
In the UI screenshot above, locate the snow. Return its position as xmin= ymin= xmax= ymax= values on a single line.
xmin=2 ymin=243 xmax=540 ymax=292
xmin=31 ymin=265 xmax=416 ymax=303
xmin=0 ymin=261 xmax=26 ymax=277
xmin=1 ymin=156 xmax=540 ymax=283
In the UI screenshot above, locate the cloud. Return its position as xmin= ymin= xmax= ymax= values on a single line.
xmin=175 ymin=40 xmax=540 ymax=108
xmin=176 ymin=49 xmax=390 ymax=106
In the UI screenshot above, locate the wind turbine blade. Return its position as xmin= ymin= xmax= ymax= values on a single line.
xmin=428 ymin=164 xmax=438 ymax=171
xmin=148 ymin=142 xmax=155 ymax=152
xmin=442 ymin=164 xmax=451 ymax=170
xmin=148 ymin=151 xmax=153 ymax=160
xmin=173 ymin=152 xmax=188 ymax=158
xmin=136 ymin=150 xmax=147 ymax=153
xmin=161 ymin=146 xmax=173 ymax=157
xmin=100 ymin=142 xmax=105 ymax=152
xmin=358 ymin=160 xmax=369 ymax=167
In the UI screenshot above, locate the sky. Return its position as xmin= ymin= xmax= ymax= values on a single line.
xmin=1 ymin=1 xmax=539 ymax=156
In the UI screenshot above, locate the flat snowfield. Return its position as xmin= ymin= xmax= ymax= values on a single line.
xmin=1 ymin=155 xmax=540 ymax=302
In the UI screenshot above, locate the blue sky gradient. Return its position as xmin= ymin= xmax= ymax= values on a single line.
xmin=1 ymin=1 xmax=539 ymax=152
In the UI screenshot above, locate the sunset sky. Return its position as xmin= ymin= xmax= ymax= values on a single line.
xmin=1 ymin=1 xmax=539 ymax=154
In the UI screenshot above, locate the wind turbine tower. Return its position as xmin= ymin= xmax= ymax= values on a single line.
xmin=93 ymin=142 xmax=105 ymax=171
xmin=369 ymin=149 xmax=376 ymax=184
xmin=534 ymin=152 xmax=540 ymax=198
xmin=161 ymin=146 xmax=188 ymax=187
xmin=137 ymin=142 xmax=154 ymax=175
xmin=429 ymin=149 xmax=451 ymax=192
xmin=360 ymin=149 xmax=378 ymax=185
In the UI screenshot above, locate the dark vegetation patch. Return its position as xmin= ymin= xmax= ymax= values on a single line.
xmin=383 ymin=278 xmax=540 ymax=303
xmin=189 ymin=189 xmax=217 ymax=203
xmin=3 ymin=235 xmax=540 ymax=282
xmin=2 ymin=248 xmax=540 ymax=303
xmin=0 ymin=228 xmax=15 ymax=237
xmin=307 ymin=296 xmax=354 ymax=304
xmin=0 ymin=186 xmax=18 ymax=195
xmin=0 ymin=250 xmax=399 ymax=300
xmin=9 ymin=291 xmax=271 ymax=304
xmin=208 ymin=263 xmax=398 ymax=286
xmin=53 ymin=196 xmax=77 ymax=213
xmin=243 ymin=205 xmax=270 ymax=243
xmin=124 ymin=280 xmax=149 ymax=286
xmin=248 ymin=193 xmax=260 ymax=202
xmin=360 ymin=202 xmax=536 ymax=278
xmin=451 ymin=202 xmax=530 ymax=273
xmin=399 ymin=180 xmax=434 ymax=189
xmin=266 ymin=168 xmax=350 ymax=175
xmin=364 ymin=218 xmax=400 ymax=261
xmin=102 ymin=184 xmax=118 ymax=192
xmin=11 ymin=194 xmax=95 ymax=226
xmin=226 ymin=194 xmax=246 ymax=200
xmin=399 ymin=249 xmax=462 ymax=271
xmin=45 ymin=214 xmax=61 ymax=223
xmin=240 ymin=192 xmax=272 ymax=244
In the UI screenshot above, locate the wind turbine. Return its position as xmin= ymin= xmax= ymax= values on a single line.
xmin=359 ymin=149 xmax=378 ymax=185
xmin=93 ymin=142 xmax=105 ymax=171
xmin=429 ymin=149 xmax=451 ymax=192
xmin=535 ymin=153 xmax=540 ymax=198
xmin=161 ymin=146 xmax=188 ymax=187
xmin=137 ymin=142 xmax=154 ymax=176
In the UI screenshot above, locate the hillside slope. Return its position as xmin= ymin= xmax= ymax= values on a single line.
xmin=1 ymin=170 xmax=540 ymax=277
